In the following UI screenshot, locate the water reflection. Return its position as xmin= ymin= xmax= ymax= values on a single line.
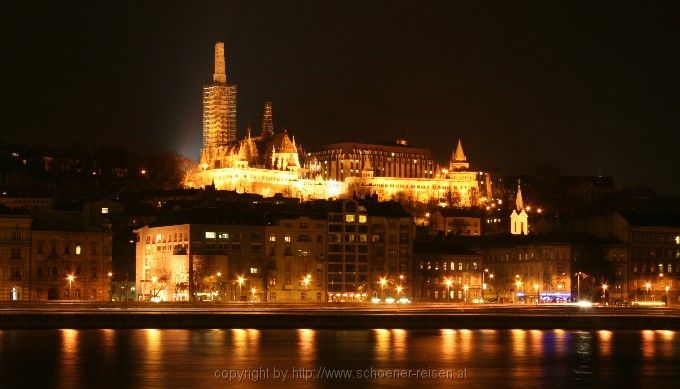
xmin=297 ymin=329 xmax=315 ymax=363
xmin=598 ymin=330 xmax=612 ymax=357
xmin=374 ymin=329 xmax=390 ymax=361
xmin=440 ymin=329 xmax=455 ymax=360
xmin=392 ymin=329 xmax=407 ymax=360
xmin=642 ymin=330 xmax=655 ymax=360
xmin=1 ymin=329 xmax=679 ymax=388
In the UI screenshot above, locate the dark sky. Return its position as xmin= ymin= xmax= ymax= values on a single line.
xmin=2 ymin=1 xmax=678 ymax=193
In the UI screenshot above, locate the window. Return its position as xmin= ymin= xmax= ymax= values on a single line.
xmin=11 ymin=267 xmax=21 ymax=280
xmin=101 ymin=207 xmax=109 ymax=214
xmin=284 ymin=236 xmax=291 ymax=242
xmin=358 ymin=215 xmax=367 ymax=223
xmin=10 ymin=231 xmax=20 ymax=240
xmin=218 ymin=233 xmax=229 ymax=239
xmin=76 ymin=245 xmax=82 ymax=255
xmin=269 ymin=236 xmax=276 ymax=242
xmin=11 ymin=248 xmax=21 ymax=259
xmin=205 ymin=232 xmax=216 ymax=239
xmin=345 ymin=214 xmax=355 ymax=223
xmin=250 ymin=267 xmax=258 ymax=274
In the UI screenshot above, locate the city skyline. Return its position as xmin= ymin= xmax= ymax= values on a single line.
xmin=2 ymin=1 xmax=678 ymax=194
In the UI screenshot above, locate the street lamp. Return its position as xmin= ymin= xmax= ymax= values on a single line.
xmin=303 ymin=274 xmax=311 ymax=290
xmin=645 ymin=282 xmax=651 ymax=301
xmin=396 ymin=285 xmax=403 ymax=300
xmin=533 ymin=283 xmax=539 ymax=304
xmin=575 ymin=272 xmax=587 ymax=301
xmin=444 ymin=278 xmax=453 ymax=302
xmin=482 ymin=269 xmax=491 ymax=303
xmin=237 ymin=276 xmax=245 ymax=302
xmin=67 ymin=274 xmax=75 ymax=300
xmin=514 ymin=279 xmax=523 ymax=304
xmin=601 ymin=283 xmax=608 ymax=303
xmin=251 ymin=287 xmax=257 ymax=302
xmin=151 ymin=276 xmax=157 ymax=302
xmin=107 ymin=272 xmax=113 ymax=301
xmin=380 ymin=277 xmax=388 ymax=298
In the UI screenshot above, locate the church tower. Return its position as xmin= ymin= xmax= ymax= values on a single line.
xmin=449 ymin=139 xmax=470 ymax=171
xmin=201 ymin=42 xmax=237 ymax=166
xmin=261 ymin=101 xmax=274 ymax=138
xmin=510 ymin=180 xmax=529 ymax=235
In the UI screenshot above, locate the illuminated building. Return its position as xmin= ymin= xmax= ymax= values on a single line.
xmin=510 ymin=181 xmax=529 ymax=235
xmin=0 ymin=206 xmax=112 ymax=301
xmin=134 ymin=207 xmax=327 ymax=302
xmin=413 ymin=242 xmax=483 ymax=302
xmin=185 ymin=41 xmax=482 ymax=206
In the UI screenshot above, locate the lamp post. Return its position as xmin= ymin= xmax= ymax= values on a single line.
xmin=482 ymin=268 xmax=490 ymax=303
xmin=533 ymin=283 xmax=539 ymax=304
xmin=151 ymin=276 xmax=157 ymax=302
xmin=645 ymin=282 xmax=651 ymax=301
xmin=665 ymin=285 xmax=671 ymax=306
xmin=576 ymin=272 xmax=584 ymax=301
xmin=251 ymin=287 xmax=257 ymax=302
xmin=463 ymin=284 xmax=469 ymax=303
xmin=396 ymin=285 xmax=403 ymax=300
xmin=444 ymin=278 xmax=452 ymax=302
xmin=601 ymin=283 xmax=608 ymax=303
xmin=380 ymin=277 xmax=388 ymax=299
xmin=303 ymin=274 xmax=311 ymax=290
xmin=67 ymin=274 xmax=74 ymax=300
xmin=237 ymin=276 xmax=245 ymax=302
xmin=107 ymin=271 xmax=113 ymax=302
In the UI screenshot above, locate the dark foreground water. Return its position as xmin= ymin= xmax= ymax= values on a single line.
xmin=1 ymin=329 xmax=679 ymax=388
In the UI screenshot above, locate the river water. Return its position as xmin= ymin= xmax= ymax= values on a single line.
xmin=1 ymin=329 xmax=678 ymax=388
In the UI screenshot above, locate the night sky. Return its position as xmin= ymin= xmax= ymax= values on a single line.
xmin=2 ymin=1 xmax=678 ymax=193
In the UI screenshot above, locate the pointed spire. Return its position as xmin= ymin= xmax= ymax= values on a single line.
xmin=262 ymin=101 xmax=274 ymax=137
xmin=453 ymin=139 xmax=466 ymax=162
xmin=213 ymin=42 xmax=227 ymax=84
xmin=515 ymin=179 xmax=524 ymax=211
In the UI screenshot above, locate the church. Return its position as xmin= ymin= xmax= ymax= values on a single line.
xmin=184 ymin=42 xmax=484 ymax=206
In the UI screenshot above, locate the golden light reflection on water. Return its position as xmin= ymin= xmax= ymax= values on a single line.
xmin=478 ymin=329 xmax=499 ymax=355
xmin=101 ymin=329 xmax=115 ymax=358
xmin=553 ymin=329 xmax=567 ymax=355
xmin=231 ymin=329 xmax=261 ymax=363
xmin=374 ymin=329 xmax=391 ymax=361
xmin=642 ymin=330 xmax=655 ymax=360
xmin=657 ymin=330 xmax=676 ymax=357
xmin=529 ymin=330 xmax=544 ymax=358
xmin=59 ymin=329 xmax=79 ymax=388
xmin=440 ymin=329 xmax=455 ymax=360
xmin=598 ymin=330 xmax=612 ymax=357
xmin=511 ymin=329 xmax=527 ymax=359
xmin=459 ymin=329 xmax=473 ymax=359
xmin=145 ymin=329 xmax=162 ymax=363
xmin=391 ymin=329 xmax=407 ymax=360
xmin=297 ymin=329 xmax=315 ymax=363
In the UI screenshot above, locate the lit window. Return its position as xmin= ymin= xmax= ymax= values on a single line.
xmin=101 ymin=207 xmax=109 ymax=214
xmin=218 ymin=233 xmax=229 ymax=239
xmin=205 ymin=232 xmax=216 ymax=239
xmin=269 ymin=236 xmax=276 ymax=242
xmin=156 ymin=234 xmax=162 ymax=243
xmin=284 ymin=236 xmax=291 ymax=242
xmin=250 ymin=267 xmax=258 ymax=274
xmin=75 ymin=245 xmax=81 ymax=255
xmin=358 ymin=215 xmax=367 ymax=223
xmin=345 ymin=214 xmax=355 ymax=223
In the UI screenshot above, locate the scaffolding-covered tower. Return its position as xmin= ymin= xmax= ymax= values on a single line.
xmin=201 ymin=42 xmax=237 ymax=166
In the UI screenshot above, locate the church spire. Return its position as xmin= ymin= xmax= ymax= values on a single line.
xmin=515 ymin=179 xmax=524 ymax=211
xmin=262 ymin=101 xmax=274 ymax=137
xmin=449 ymin=139 xmax=470 ymax=170
xmin=213 ymin=42 xmax=227 ymax=84
xmin=453 ymin=139 xmax=466 ymax=161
